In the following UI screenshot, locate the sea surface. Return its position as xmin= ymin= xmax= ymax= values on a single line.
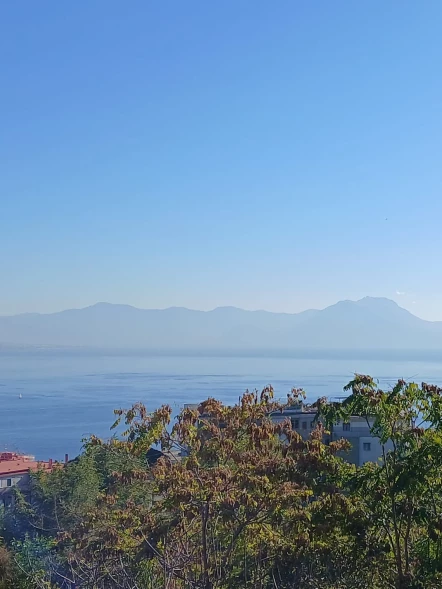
xmin=1 ymin=348 xmax=442 ymax=461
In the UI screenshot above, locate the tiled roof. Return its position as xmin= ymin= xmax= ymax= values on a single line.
xmin=0 ymin=455 xmax=52 ymax=476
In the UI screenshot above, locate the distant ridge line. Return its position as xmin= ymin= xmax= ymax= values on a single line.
xmin=1 ymin=297 xmax=440 ymax=350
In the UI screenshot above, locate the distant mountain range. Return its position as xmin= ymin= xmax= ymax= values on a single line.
xmin=1 ymin=297 xmax=442 ymax=353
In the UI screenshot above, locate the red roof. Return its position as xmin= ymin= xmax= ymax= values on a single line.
xmin=0 ymin=453 xmax=53 ymax=476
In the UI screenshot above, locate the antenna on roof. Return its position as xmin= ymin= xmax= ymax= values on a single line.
xmin=406 ymin=373 xmax=419 ymax=381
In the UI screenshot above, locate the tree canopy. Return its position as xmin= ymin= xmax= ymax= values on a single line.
xmin=2 ymin=377 xmax=442 ymax=588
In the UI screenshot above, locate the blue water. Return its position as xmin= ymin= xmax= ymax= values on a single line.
xmin=1 ymin=349 xmax=442 ymax=460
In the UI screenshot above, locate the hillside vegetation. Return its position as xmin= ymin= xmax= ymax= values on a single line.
xmin=2 ymin=375 xmax=442 ymax=588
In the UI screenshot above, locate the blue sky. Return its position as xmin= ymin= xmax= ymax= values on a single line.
xmin=1 ymin=1 xmax=442 ymax=319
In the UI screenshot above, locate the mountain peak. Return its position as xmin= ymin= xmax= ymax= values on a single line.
xmin=356 ymin=296 xmax=400 ymax=308
xmin=80 ymin=302 xmax=138 ymax=313
xmin=210 ymin=306 xmax=244 ymax=313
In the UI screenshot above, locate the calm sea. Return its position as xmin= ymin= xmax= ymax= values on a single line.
xmin=1 ymin=349 xmax=442 ymax=460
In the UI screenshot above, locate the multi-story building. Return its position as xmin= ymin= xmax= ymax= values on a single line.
xmin=270 ymin=404 xmax=392 ymax=467
xmin=183 ymin=402 xmax=390 ymax=467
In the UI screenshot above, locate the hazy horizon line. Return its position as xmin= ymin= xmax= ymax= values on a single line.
xmin=1 ymin=343 xmax=442 ymax=364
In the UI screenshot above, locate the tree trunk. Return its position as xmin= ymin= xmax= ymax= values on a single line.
xmin=201 ymin=502 xmax=212 ymax=589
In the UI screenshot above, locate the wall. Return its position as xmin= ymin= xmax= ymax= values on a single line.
xmin=0 ymin=474 xmax=24 ymax=488
xmin=271 ymin=410 xmax=395 ymax=467
xmin=358 ymin=437 xmax=393 ymax=465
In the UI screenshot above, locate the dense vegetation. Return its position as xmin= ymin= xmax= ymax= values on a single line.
xmin=2 ymin=375 xmax=442 ymax=588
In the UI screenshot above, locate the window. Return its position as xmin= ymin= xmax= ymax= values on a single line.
xmin=363 ymin=442 xmax=371 ymax=451
xmin=6 ymin=479 xmax=12 ymax=487
xmin=343 ymin=422 xmax=350 ymax=431
xmin=292 ymin=419 xmax=299 ymax=429
xmin=310 ymin=420 xmax=315 ymax=428
xmin=302 ymin=421 xmax=307 ymax=430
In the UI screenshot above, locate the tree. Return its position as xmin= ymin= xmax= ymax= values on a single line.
xmin=62 ymin=387 xmax=368 ymax=588
xmin=319 ymin=375 xmax=442 ymax=588
xmin=10 ymin=377 xmax=442 ymax=588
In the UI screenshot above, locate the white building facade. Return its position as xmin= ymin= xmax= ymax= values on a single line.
xmin=270 ymin=405 xmax=392 ymax=467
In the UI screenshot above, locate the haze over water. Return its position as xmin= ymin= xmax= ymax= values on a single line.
xmin=1 ymin=348 xmax=442 ymax=461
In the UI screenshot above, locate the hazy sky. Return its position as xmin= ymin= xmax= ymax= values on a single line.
xmin=2 ymin=2 xmax=442 ymax=320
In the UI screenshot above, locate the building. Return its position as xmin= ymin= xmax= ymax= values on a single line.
xmin=183 ymin=401 xmax=390 ymax=467
xmin=270 ymin=404 xmax=392 ymax=467
xmin=0 ymin=452 xmax=62 ymax=507
xmin=327 ymin=414 xmax=392 ymax=466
